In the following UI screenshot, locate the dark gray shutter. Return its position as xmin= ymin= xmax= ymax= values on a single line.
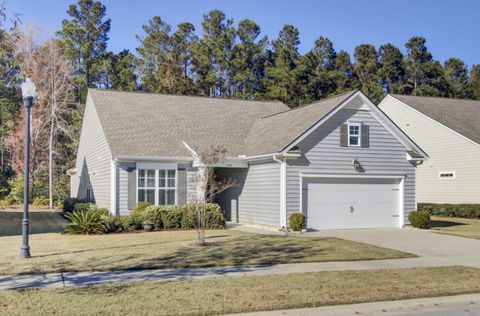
xmin=340 ymin=124 xmax=348 ymax=147
xmin=127 ymin=167 xmax=136 ymax=210
xmin=177 ymin=168 xmax=187 ymax=205
xmin=361 ymin=124 xmax=370 ymax=148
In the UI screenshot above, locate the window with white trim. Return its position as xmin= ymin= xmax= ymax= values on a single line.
xmin=348 ymin=123 xmax=361 ymax=147
xmin=159 ymin=169 xmax=176 ymax=205
xmin=138 ymin=169 xmax=156 ymax=204
xmin=138 ymin=169 xmax=176 ymax=205
xmin=439 ymin=171 xmax=455 ymax=179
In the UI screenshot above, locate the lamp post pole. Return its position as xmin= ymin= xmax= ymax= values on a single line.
xmin=20 ymin=96 xmax=33 ymax=259
xmin=20 ymin=78 xmax=36 ymax=259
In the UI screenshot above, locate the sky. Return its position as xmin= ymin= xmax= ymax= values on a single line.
xmin=5 ymin=0 xmax=480 ymax=67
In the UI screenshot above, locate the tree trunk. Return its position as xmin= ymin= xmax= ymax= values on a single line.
xmin=48 ymin=118 xmax=54 ymax=209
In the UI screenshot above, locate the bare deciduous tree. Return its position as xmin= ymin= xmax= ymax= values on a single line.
xmin=184 ymin=143 xmax=236 ymax=246
xmin=13 ymin=25 xmax=77 ymax=208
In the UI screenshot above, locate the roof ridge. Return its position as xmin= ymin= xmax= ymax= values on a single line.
xmin=260 ymin=90 xmax=357 ymax=120
xmin=89 ymin=88 xmax=287 ymax=105
xmin=390 ymin=93 xmax=480 ymax=104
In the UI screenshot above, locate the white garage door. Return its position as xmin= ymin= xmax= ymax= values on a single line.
xmin=303 ymin=177 xmax=401 ymax=230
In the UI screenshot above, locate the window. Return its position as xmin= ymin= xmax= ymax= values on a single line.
xmin=138 ymin=169 xmax=156 ymax=204
xmin=86 ymin=188 xmax=91 ymax=201
xmin=348 ymin=123 xmax=361 ymax=147
xmin=439 ymin=171 xmax=455 ymax=179
xmin=137 ymin=168 xmax=176 ymax=205
xmin=159 ymin=169 xmax=176 ymax=205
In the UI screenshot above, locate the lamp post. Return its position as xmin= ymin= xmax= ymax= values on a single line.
xmin=20 ymin=78 xmax=36 ymax=259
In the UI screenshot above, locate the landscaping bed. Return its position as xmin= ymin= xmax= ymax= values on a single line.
xmin=1 ymin=266 xmax=480 ymax=315
xmin=0 ymin=229 xmax=413 ymax=276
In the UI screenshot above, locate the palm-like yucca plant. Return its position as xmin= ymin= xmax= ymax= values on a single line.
xmin=64 ymin=209 xmax=105 ymax=235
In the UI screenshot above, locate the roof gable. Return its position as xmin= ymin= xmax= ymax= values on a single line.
xmin=243 ymin=91 xmax=357 ymax=156
xmin=389 ymin=94 xmax=480 ymax=145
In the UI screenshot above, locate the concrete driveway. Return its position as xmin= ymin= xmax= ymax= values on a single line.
xmin=312 ymin=228 xmax=480 ymax=268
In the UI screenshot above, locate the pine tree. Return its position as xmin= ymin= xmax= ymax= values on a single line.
xmin=353 ymin=44 xmax=384 ymax=103
xmin=231 ymin=19 xmax=267 ymax=99
xmin=332 ymin=50 xmax=354 ymax=93
xmin=378 ymin=43 xmax=405 ymax=93
xmin=304 ymin=37 xmax=337 ymax=100
xmin=136 ymin=16 xmax=172 ymax=93
xmin=470 ymin=65 xmax=480 ymax=100
xmin=97 ymin=50 xmax=138 ymax=91
xmin=193 ymin=10 xmax=235 ymax=97
xmin=170 ymin=22 xmax=198 ymax=94
xmin=57 ymin=0 xmax=111 ymax=101
xmin=444 ymin=58 xmax=471 ymax=98
xmin=263 ymin=25 xmax=302 ymax=106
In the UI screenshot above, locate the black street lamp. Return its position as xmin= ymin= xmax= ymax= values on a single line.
xmin=20 ymin=78 xmax=36 ymax=259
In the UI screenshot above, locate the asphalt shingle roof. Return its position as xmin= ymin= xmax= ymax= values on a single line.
xmin=90 ymin=89 xmax=289 ymax=157
xmin=390 ymin=94 xmax=480 ymax=145
xmin=89 ymin=89 xmax=356 ymax=158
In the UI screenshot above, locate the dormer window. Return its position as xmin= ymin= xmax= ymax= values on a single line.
xmin=348 ymin=123 xmax=361 ymax=147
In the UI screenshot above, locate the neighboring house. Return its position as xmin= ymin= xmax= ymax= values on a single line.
xmin=68 ymin=89 xmax=426 ymax=230
xmin=379 ymin=94 xmax=480 ymax=204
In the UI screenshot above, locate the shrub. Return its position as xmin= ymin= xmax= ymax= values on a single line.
xmin=7 ymin=173 xmax=25 ymax=204
xmin=74 ymin=202 xmax=97 ymax=213
xmin=32 ymin=196 xmax=49 ymax=206
xmin=0 ymin=197 xmax=13 ymax=209
xmin=289 ymin=213 xmax=306 ymax=231
xmin=142 ymin=206 xmax=162 ymax=227
xmin=203 ymin=204 xmax=226 ymax=229
xmin=64 ymin=209 xmax=106 ymax=235
xmin=118 ymin=215 xmax=137 ymax=232
xmin=161 ymin=206 xmax=183 ymax=229
xmin=181 ymin=204 xmax=198 ymax=229
xmin=63 ymin=198 xmax=79 ymax=213
xmin=100 ymin=215 xmax=124 ymax=233
xmin=418 ymin=203 xmax=480 ymax=219
xmin=129 ymin=202 xmax=151 ymax=228
xmin=408 ymin=210 xmax=431 ymax=229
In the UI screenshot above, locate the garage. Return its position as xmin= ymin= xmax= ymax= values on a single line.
xmin=302 ymin=176 xmax=403 ymax=230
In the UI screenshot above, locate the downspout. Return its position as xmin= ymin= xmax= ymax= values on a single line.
xmin=273 ymin=154 xmax=287 ymax=228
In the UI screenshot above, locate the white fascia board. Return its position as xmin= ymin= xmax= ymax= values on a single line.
xmin=300 ymin=172 xmax=406 ymax=179
xmin=114 ymin=155 xmax=194 ymax=163
xmin=281 ymin=91 xmax=360 ymax=154
xmin=384 ymin=95 xmax=480 ymax=150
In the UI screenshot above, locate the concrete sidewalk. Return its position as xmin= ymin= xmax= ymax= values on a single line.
xmin=0 ymin=256 xmax=460 ymax=290
xmin=228 ymin=293 xmax=480 ymax=316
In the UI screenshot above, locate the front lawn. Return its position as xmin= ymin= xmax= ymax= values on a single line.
xmin=1 ymin=266 xmax=480 ymax=315
xmin=0 ymin=229 xmax=413 ymax=275
xmin=0 ymin=209 xmax=68 ymax=237
xmin=429 ymin=216 xmax=480 ymax=240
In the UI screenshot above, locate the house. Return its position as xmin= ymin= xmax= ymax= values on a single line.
xmin=379 ymin=94 xmax=480 ymax=204
xmin=68 ymin=89 xmax=426 ymax=230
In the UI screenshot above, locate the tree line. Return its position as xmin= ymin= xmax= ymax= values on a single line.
xmin=1 ymin=0 xmax=479 ymax=207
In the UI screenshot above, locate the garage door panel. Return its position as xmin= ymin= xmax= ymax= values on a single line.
xmin=304 ymin=177 xmax=400 ymax=230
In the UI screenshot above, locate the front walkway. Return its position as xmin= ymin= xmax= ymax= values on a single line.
xmin=2 ymin=225 xmax=480 ymax=290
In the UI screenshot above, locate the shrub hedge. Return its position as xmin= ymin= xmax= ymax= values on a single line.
xmin=417 ymin=203 xmax=480 ymax=219
xmin=408 ymin=210 xmax=431 ymax=229
xmin=288 ymin=213 xmax=306 ymax=231
xmin=63 ymin=202 xmax=226 ymax=234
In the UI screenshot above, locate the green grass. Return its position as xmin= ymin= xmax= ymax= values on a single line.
xmin=1 ymin=266 xmax=480 ymax=315
xmin=0 ymin=228 xmax=413 ymax=276
xmin=429 ymin=216 xmax=480 ymax=240
xmin=0 ymin=209 xmax=68 ymax=237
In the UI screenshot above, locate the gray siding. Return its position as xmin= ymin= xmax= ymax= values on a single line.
xmin=216 ymin=162 xmax=280 ymax=226
xmin=286 ymin=107 xmax=416 ymax=224
xmin=72 ymin=94 xmax=112 ymax=211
